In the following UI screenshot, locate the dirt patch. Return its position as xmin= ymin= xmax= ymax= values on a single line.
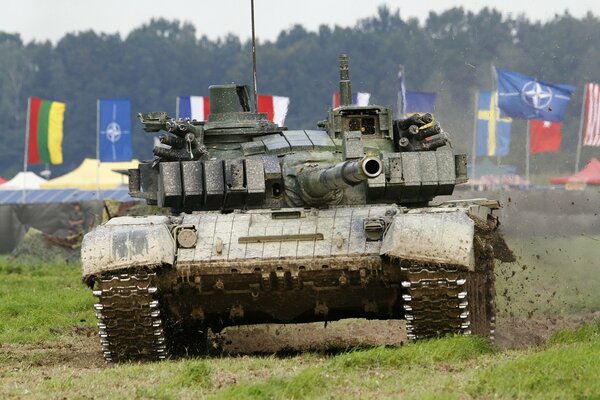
xmin=215 ymin=319 xmax=407 ymax=354
xmin=1 ymin=336 xmax=105 ymax=370
xmin=495 ymin=312 xmax=600 ymax=348
xmin=217 ymin=313 xmax=600 ymax=354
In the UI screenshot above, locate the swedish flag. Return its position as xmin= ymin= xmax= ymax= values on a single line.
xmin=476 ymin=91 xmax=512 ymax=156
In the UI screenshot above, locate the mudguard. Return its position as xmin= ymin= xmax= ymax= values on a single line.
xmin=380 ymin=210 xmax=475 ymax=270
xmin=81 ymin=216 xmax=175 ymax=280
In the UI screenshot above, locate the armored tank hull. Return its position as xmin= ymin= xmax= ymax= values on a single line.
xmin=82 ymin=53 xmax=512 ymax=362
xmin=82 ymin=199 xmax=502 ymax=362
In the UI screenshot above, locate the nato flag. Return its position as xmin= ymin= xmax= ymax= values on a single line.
xmin=496 ymin=68 xmax=575 ymax=122
xmin=98 ymin=98 xmax=132 ymax=161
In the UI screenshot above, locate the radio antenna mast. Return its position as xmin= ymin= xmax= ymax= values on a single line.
xmin=251 ymin=0 xmax=258 ymax=112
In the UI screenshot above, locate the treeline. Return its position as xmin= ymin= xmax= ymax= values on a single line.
xmin=1 ymin=6 xmax=599 ymax=178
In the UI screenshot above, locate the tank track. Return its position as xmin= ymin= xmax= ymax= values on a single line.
xmin=401 ymin=265 xmax=470 ymax=340
xmin=93 ymin=271 xmax=168 ymax=362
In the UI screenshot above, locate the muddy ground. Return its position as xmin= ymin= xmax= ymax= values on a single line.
xmin=3 ymin=312 xmax=598 ymax=371
xmin=217 ymin=315 xmax=598 ymax=354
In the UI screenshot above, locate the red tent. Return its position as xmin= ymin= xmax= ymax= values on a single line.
xmin=0 ymin=176 xmax=6 ymax=185
xmin=550 ymin=158 xmax=600 ymax=185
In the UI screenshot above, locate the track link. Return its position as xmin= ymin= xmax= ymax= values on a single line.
xmin=93 ymin=271 xmax=168 ymax=362
xmin=401 ymin=265 xmax=471 ymax=340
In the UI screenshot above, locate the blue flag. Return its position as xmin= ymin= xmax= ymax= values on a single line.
xmin=496 ymin=68 xmax=575 ymax=122
xmin=476 ymin=91 xmax=512 ymax=157
xmin=406 ymin=91 xmax=436 ymax=114
xmin=98 ymin=98 xmax=132 ymax=162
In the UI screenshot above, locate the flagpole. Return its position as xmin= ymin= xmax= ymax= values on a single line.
xmin=22 ymin=97 xmax=31 ymax=203
xmin=250 ymin=0 xmax=259 ymax=112
xmin=490 ymin=64 xmax=501 ymax=166
xmin=176 ymin=96 xmax=180 ymax=119
xmin=471 ymin=90 xmax=479 ymax=188
xmin=397 ymin=64 xmax=405 ymax=117
xmin=525 ymin=120 xmax=531 ymax=186
xmin=96 ymin=99 xmax=100 ymax=200
xmin=574 ymin=84 xmax=587 ymax=173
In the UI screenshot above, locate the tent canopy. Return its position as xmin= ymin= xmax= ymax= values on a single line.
xmin=0 ymin=172 xmax=47 ymax=190
xmin=550 ymin=158 xmax=600 ymax=185
xmin=41 ymin=158 xmax=139 ymax=190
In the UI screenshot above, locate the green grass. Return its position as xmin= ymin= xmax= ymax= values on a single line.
xmin=472 ymin=321 xmax=600 ymax=399
xmin=2 ymin=327 xmax=598 ymax=399
xmin=217 ymin=336 xmax=496 ymax=399
xmin=0 ymin=256 xmax=95 ymax=343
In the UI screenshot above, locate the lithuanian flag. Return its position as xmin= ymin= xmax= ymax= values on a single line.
xmin=28 ymin=97 xmax=66 ymax=164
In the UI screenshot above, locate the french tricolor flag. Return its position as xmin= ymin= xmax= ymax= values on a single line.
xmin=257 ymin=95 xmax=290 ymax=126
xmin=332 ymin=92 xmax=371 ymax=107
xmin=176 ymin=94 xmax=289 ymax=126
xmin=177 ymin=96 xmax=211 ymax=121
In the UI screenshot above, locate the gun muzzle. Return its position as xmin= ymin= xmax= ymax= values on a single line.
xmin=301 ymin=156 xmax=383 ymax=198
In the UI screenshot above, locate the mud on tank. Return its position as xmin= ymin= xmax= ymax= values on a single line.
xmin=81 ymin=54 xmax=512 ymax=362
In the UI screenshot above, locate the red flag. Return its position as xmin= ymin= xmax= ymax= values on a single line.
xmin=530 ymin=120 xmax=561 ymax=153
xmin=584 ymin=82 xmax=600 ymax=147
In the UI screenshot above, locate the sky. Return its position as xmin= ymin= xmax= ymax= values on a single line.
xmin=3 ymin=0 xmax=599 ymax=44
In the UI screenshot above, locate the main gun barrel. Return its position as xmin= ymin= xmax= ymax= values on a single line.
xmin=301 ymin=156 xmax=383 ymax=199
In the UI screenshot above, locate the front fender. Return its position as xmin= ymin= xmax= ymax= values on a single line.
xmin=380 ymin=211 xmax=475 ymax=270
xmin=81 ymin=216 xmax=176 ymax=280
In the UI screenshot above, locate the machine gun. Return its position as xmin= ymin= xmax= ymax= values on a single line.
xmin=138 ymin=112 xmax=207 ymax=161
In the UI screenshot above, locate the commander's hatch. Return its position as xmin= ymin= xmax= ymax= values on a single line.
xmin=328 ymin=105 xmax=392 ymax=140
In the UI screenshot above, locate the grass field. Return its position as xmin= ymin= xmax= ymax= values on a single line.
xmin=0 ymin=234 xmax=599 ymax=399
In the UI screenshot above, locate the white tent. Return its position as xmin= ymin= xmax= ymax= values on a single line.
xmin=0 ymin=172 xmax=47 ymax=190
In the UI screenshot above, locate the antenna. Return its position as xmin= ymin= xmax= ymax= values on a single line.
xmin=251 ymin=0 xmax=258 ymax=112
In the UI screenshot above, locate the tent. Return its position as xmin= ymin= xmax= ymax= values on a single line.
xmin=0 ymin=172 xmax=47 ymax=190
xmin=41 ymin=158 xmax=139 ymax=190
xmin=550 ymin=158 xmax=600 ymax=186
xmin=0 ymin=176 xmax=6 ymax=185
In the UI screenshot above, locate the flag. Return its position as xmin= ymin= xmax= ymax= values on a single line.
xmin=583 ymin=82 xmax=600 ymax=147
xmin=27 ymin=97 xmax=65 ymax=165
xmin=397 ymin=67 xmax=406 ymax=115
xmin=98 ymin=98 xmax=132 ymax=162
xmin=496 ymin=67 xmax=575 ymax=122
xmin=332 ymin=92 xmax=371 ymax=107
xmin=476 ymin=91 xmax=512 ymax=157
xmin=405 ymin=91 xmax=436 ymax=114
xmin=177 ymin=94 xmax=289 ymax=126
xmin=257 ymin=95 xmax=290 ymax=126
xmin=177 ymin=96 xmax=210 ymax=120
xmin=530 ymin=120 xmax=561 ymax=153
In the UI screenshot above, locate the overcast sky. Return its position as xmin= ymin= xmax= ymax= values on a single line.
xmin=4 ymin=0 xmax=599 ymax=44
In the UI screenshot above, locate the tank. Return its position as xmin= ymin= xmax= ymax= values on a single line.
xmin=81 ymin=54 xmax=512 ymax=362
